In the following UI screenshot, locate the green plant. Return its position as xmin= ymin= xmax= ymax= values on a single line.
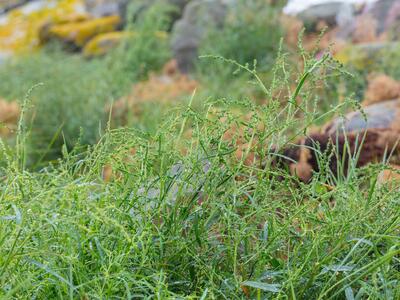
xmin=109 ymin=1 xmax=173 ymax=82
xmin=0 ymin=97 xmax=399 ymax=298
xmin=379 ymin=44 xmax=400 ymax=80
xmin=1 ymin=41 xmax=398 ymax=298
xmin=196 ymin=0 xmax=284 ymax=98
xmin=200 ymin=0 xmax=283 ymax=70
xmin=0 ymin=1 xmax=175 ymax=166
xmin=0 ymin=49 xmax=122 ymax=165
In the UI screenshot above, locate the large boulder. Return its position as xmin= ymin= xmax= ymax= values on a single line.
xmin=366 ymin=0 xmax=399 ymax=33
xmin=84 ymin=0 xmax=190 ymax=25
xmin=296 ymin=1 xmax=355 ymax=30
xmin=323 ymin=99 xmax=400 ymax=135
xmin=84 ymin=0 xmax=128 ymax=18
xmin=171 ymin=0 xmax=228 ymax=73
xmin=363 ymin=0 xmax=400 ymax=40
xmin=0 ymin=0 xmax=87 ymax=54
xmin=0 ymin=0 xmax=29 ymax=14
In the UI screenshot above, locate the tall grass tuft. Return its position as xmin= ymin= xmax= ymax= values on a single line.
xmin=0 ymin=40 xmax=399 ymax=298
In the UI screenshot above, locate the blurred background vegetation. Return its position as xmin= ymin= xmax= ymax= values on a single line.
xmin=1 ymin=0 xmax=399 ymax=167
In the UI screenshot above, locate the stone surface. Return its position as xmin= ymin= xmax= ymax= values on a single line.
xmin=323 ymin=99 xmax=400 ymax=135
xmin=296 ymin=1 xmax=355 ymax=29
xmin=171 ymin=0 xmax=228 ymax=72
xmin=366 ymin=0 xmax=398 ymax=33
xmin=385 ymin=1 xmax=400 ymax=39
xmin=0 ymin=0 xmax=87 ymax=54
xmin=377 ymin=165 xmax=400 ymax=188
xmin=84 ymin=0 xmax=190 ymax=25
xmin=0 ymin=0 xmax=29 ymax=14
xmin=284 ymin=0 xmax=378 ymax=15
xmin=84 ymin=0 xmax=128 ymax=18
xmin=364 ymin=74 xmax=400 ymax=105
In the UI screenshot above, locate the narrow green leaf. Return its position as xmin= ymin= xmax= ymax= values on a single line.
xmin=241 ymin=281 xmax=281 ymax=293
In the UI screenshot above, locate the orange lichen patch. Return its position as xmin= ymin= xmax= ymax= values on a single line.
xmin=363 ymin=74 xmax=400 ymax=106
xmin=377 ymin=165 xmax=400 ymax=189
xmin=109 ymin=59 xmax=198 ymax=122
xmin=48 ymin=15 xmax=120 ymax=47
xmin=132 ymin=60 xmax=197 ymax=103
xmin=281 ymin=15 xmax=346 ymax=55
xmin=0 ymin=0 xmax=87 ymax=54
xmin=83 ymin=31 xmax=132 ymax=57
xmin=205 ymin=108 xmax=265 ymax=166
xmin=0 ymin=98 xmax=20 ymax=136
xmin=102 ymin=147 xmax=136 ymax=182
xmin=102 ymin=163 xmax=113 ymax=182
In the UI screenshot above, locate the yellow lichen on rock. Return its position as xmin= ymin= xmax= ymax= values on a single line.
xmin=83 ymin=30 xmax=168 ymax=57
xmin=334 ymin=46 xmax=371 ymax=69
xmin=48 ymin=15 xmax=121 ymax=47
xmin=83 ymin=31 xmax=132 ymax=57
xmin=0 ymin=0 xmax=87 ymax=54
xmin=38 ymin=13 xmax=90 ymax=45
xmin=335 ymin=43 xmax=400 ymax=71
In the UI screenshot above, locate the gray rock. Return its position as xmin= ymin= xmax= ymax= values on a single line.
xmin=324 ymin=99 xmax=400 ymax=135
xmin=84 ymin=0 xmax=128 ymax=18
xmin=367 ymin=0 xmax=398 ymax=33
xmin=0 ymin=0 xmax=30 ymax=14
xmin=84 ymin=0 xmax=190 ymax=25
xmin=352 ymin=42 xmax=400 ymax=59
xmin=297 ymin=1 xmax=355 ymax=30
xmin=171 ymin=0 xmax=228 ymax=72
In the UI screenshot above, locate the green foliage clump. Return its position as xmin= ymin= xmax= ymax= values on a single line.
xmin=0 ymin=46 xmax=398 ymax=298
xmin=200 ymin=0 xmax=283 ymax=69
xmin=0 ymin=2 xmax=173 ymax=165
xmin=0 ymin=51 xmax=115 ymax=163
xmin=109 ymin=1 xmax=173 ymax=82
xmin=196 ymin=0 xmax=284 ymax=98
xmin=0 ymin=94 xmax=399 ymax=298
xmin=327 ymin=43 xmax=400 ymax=104
xmin=379 ymin=44 xmax=400 ymax=80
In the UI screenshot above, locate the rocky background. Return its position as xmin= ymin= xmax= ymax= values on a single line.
xmin=0 ymin=0 xmax=400 ymax=164
xmin=1 ymin=0 xmax=399 ymax=66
